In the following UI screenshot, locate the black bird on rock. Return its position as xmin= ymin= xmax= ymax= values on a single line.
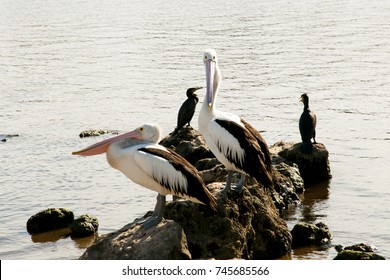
xmin=299 ymin=93 xmax=317 ymax=153
xmin=172 ymin=87 xmax=202 ymax=135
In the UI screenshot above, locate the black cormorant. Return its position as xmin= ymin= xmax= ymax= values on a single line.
xmin=172 ymin=87 xmax=202 ymax=135
xmin=299 ymin=93 xmax=317 ymax=153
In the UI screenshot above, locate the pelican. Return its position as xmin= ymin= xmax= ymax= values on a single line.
xmin=299 ymin=93 xmax=317 ymax=153
xmin=198 ymin=49 xmax=273 ymax=193
xmin=73 ymin=124 xmax=217 ymax=228
xmin=172 ymin=87 xmax=202 ymax=135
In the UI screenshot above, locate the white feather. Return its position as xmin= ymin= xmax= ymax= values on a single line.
xmin=107 ymin=142 xmax=189 ymax=195
xmin=134 ymin=144 xmax=189 ymax=194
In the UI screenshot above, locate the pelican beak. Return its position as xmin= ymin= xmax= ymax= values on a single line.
xmin=205 ymin=59 xmax=214 ymax=110
xmin=72 ymin=129 xmax=143 ymax=156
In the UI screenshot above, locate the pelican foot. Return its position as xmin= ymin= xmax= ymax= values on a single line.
xmin=230 ymin=184 xmax=243 ymax=194
xmin=221 ymin=183 xmax=243 ymax=194
xmin=138 ymin=215 xmax=163 ymax=229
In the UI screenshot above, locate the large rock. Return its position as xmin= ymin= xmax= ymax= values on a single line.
xmin=80 ymin=220 xmax=191 ymax=260
xmin=160 ymin=126 xmax=214 ymax=167
xmin=274 ymin=141 xmax=332 ymax=184
xmin=166 ymin=183 xmax=291 ymax=259
xmin=81 ymin=183 xmax=292 ymax=260
xmin=26 ymin=208 xmax=74 ymax=234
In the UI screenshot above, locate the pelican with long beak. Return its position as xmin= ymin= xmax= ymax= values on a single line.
xmin=198 ymin=49 xmax=273 ymax=193
xmin=73 ymin=124 xmax=217 ymax=228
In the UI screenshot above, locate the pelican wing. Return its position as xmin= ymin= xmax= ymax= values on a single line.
xmin=133 ymin=145 xmax=188 ymax=194
xmin=213 ymin=118 xmax=273 ymax=187
xmin=208 ymin=117 xmax=246 ymax=168
xmin=134 ymin=145 xmax=216 ymax=209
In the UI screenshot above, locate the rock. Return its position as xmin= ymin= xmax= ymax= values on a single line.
xmin=160 ymin=126 xmax=214 ymax=166
xmin=0 ymin=134 xmax=19 ymax=142
xmin=276 ymin=141 xmax=332 ymax=184
xmin=163 ymin=183 xmax=291 ymax=259
xmin=334 ymin=243 xmax=385 ymax=260
xmin=70 ymin=215 xmax=99 ymax=238
xmin=80 ymin=183 xmax=291 ymax=260
xmin=343 ymin=243 xmax=377 ymax=252
xmin=290 ymin=222 xmax=331 ymax=247
xmin=26 ymin=208 xmax=74 ymax=234
xmin=80 ymin=220 xmax=191 ymax=260
xmin=79 ymin=129 xmax=119 ymax=138
xmin=271 ymin=163 xmax=303 ymax=210
xmin=334 ymin=250 xmax=385 ymax=260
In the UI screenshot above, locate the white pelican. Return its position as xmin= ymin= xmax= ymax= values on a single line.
xmin=198 ymin=49 xmax=273 ymax=193
xmin=73 ymin=124 xmax=217 ymax=228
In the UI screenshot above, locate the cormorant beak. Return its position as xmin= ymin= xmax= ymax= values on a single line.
xmin=299 ymin=96 xmax=303 ymax=103
xmin=72 ymin=130 xmax=143 ymax=156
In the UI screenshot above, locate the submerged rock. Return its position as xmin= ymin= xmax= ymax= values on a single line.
xmin=334 ymin=243 xmax=385 ymax=260
xmin=334 ymin=250 xmax=385 ymax=260
xmin=290 ymin=222 xmax=331 ymax=247
xmin=26 ymin=208 xmax=74 ymax=234
xmin=78 ymin=129 xmax=119 ymax=138
xmin=0 ymin=134 xmax=19 ymax=142
xmin=80 ymin=220 xmax=191 ymax=260
xmin=70 ymin=215 xmax=99 ymax=238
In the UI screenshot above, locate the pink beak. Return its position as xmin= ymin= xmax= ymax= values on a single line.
xmin=72 ymin=129 xmax=143 ymax=156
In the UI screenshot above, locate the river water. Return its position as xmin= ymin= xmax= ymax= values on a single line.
xmin=1 ymin=0 xmax=389 ymax=260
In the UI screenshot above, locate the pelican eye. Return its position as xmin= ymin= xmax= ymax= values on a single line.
xmin=139 ymin=127 xmax=144 ymax=132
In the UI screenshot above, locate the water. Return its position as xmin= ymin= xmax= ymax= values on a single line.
xmin=1 ymin=0 xmax=389 ymax=259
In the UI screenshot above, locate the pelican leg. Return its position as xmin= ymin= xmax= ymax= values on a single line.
xmin=230 ymin=173 xmax=245 ymax=193
xmin=222 ymin=170 xmax=233 ymax=192
xmin=139 ymin=194 xmax=166 ymax=229
xmin=222 ymin=171 xmax=244 ymax=193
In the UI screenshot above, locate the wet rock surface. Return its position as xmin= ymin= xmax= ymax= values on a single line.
xmin=290 ymin=222 xmax=331 ymax=247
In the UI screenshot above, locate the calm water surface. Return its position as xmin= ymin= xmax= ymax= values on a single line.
xmin=1 ymin=0 xmax=389 ymax=259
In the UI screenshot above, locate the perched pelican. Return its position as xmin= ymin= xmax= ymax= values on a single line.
xmin=73 ymin=124 xmax=217 ymax=228
xmin=172 ymin=87 xmax=202 ymax=135
xmin=299 ymin=93 xmax=317 ymax=153
xmin=198 ymin=49 xmax=273 ymax=193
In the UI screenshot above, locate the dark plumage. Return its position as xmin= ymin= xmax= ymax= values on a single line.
xmin=172 ymin=87 xmax=202 ymax=135
xmin=299 ymin=94 xmax=317 ymax=153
